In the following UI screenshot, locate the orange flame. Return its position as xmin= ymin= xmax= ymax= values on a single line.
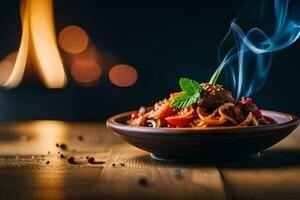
xmin=4 ymin=0 xmax=67 ymax=88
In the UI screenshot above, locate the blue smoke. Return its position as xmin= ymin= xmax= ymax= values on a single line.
xmin=211 ymin=0 xmax=300 ymax=99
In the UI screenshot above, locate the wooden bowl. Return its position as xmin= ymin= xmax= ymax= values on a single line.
xmin=106 ymin=110 xmax=299 ymax=162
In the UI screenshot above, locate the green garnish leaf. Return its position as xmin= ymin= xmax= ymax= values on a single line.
xmin=171 ymin=56 xmax=226 ymax=108
xmin=179 ymin=78 xmax=201 ymax=94
xmin=171 ymin=92 xmax=200 ymax=108
xmin=171 ymin=77 xmax=203 ymax=108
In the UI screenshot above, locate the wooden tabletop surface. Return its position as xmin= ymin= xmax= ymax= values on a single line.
xmin=0 ymin=120 xmax=300 ymax=200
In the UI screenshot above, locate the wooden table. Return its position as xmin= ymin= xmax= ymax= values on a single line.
xmin=0 ymin=121 xmax=299 ymax=200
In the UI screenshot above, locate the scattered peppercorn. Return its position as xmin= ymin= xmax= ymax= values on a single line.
xmin=86 ymin=156 xmax=89 ymax=159
xmin=87 ymin=157 xmax=95 ymax=164
xmin=120 ymin=163 xmax=125 ymax=167
xmin=46 ymin=161 xmax=50 ymax=165
xmin=60 ymin=143 xmax=67 ymax=150
xmin=67 ymin=156 xmax=75 ymax=164
xmin=78 ymin=136 xmax=84 ymax=141
xmin=112 ymin=163 xmax=116 ymax=167
xmin=138 ymin=177 xmax=148 ymax=187
xmin=48 ymin=151 xmax=50 ymax=154
xmin=60 ymin=154 xmax=65 ymax=159
xmin=55 ymin=143 xmax=59 ymax=147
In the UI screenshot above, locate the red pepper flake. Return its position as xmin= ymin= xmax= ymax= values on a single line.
xmin=255 ymin=109 xmax=263 ymax=118
xmin=87 ymin=157 xmax=95 ymax=164
xmin=131 ymin=112 xmax=139 ymax=119
xmin=263 ymin=116 xmax=277 ymax=124
xmin=241 ymin=97 xmax=253 ymax=104
xmin=246 ymin=97 xmax=252 ymax=104
xmin=67 ymin=156 xmax=75 ymax=164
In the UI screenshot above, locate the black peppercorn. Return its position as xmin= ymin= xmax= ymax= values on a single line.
xmin=60 ymin=143 xmax=67 ymax=150
xmin=138 ymin=177 xmax=148 ymax=187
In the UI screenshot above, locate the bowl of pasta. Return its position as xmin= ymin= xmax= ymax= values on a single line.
xmin=107 ymin=78 xmax=299 ymax=161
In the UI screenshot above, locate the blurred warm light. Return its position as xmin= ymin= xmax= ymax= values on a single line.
xmin=70 ymin=43 xmax=102 ymax=85
xmin=59 ymin=25 xmax=89 ymax=54
xmin=0 ymin=61 xmax=14 ymax=85
xmin=3 ymin=0 xmax=67 ymax=89
xmin=0 ymin=120 xmax=69 ymax=155
xmin=97 ymin=51 xmax=117 ymax=69
xmin=0 ymin=52 xmax=18 ymax=85
xmin=71 ymin=62 xmax=102 ymax=85
xmin=30 ymin=121 xmax=68 ymax=155
xmin=109 ymin=64 xmax=138 ymax=87
xmin=30 ymin=0 xmax=67 ymax=88
xmin=3 ymin=0 xmax=29 ymax=88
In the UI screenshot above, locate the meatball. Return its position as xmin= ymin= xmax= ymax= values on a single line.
xmin=198 ymin=83 xmax=235 ymax=111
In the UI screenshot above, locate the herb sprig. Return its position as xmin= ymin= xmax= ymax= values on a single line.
xmin=171 ymin=64 xmax=224 ymax=108
xmin=171 ymin=78 xmax=203 ymax=108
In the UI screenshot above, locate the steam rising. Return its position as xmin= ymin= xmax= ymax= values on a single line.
xmin=215 ymin=0 xmax=300 ymax=98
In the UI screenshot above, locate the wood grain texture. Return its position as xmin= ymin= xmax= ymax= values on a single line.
xmin=218 ymin=126 xmax=300 ymax=200
xmin=98 ymin=144 xmax=226 ymax=200
xmin=0 ymin=121 xmax=299 ymax=200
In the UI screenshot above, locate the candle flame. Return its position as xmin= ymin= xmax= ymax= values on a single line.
xmin=4 ymin=0 xmax=67 ymax=88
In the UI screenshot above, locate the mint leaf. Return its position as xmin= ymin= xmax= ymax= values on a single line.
xmin=179 ymin=78 xmax=202 ymax=94
xmin=171 ymin=77 xmax=203 ymax=108
xmin=171 ymin=92 xmax=200 ymax=108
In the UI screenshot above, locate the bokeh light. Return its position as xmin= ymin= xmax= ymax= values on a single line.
xmin=70 ymin=43 xmax=102 ymax=85
xmin=109 ymin=64 xmax=138 ymax=87
xmin=58 ymin=25 xmax=89 ymax=54
xmin=0 ymin=51 xmax=17 ymax=85
xmin=71 ymin=62 xmax=102 ymax=85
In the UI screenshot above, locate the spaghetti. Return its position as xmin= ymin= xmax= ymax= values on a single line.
xmin=128 ymin=83 xmax=277 ymax=128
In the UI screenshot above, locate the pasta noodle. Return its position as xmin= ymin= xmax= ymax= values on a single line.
xmin=128 ymin=83 xmax=277 ymax=128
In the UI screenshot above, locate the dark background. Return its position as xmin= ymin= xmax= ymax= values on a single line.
xmin=0 ymin=0 xmax=299 ymax=121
